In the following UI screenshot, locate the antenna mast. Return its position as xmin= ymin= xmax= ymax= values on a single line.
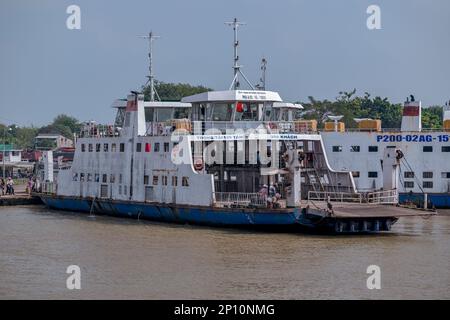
xmin=138 ymin=31 xmax=161 ymax=101
xmin=225 ymin=18 xmax=254 ymax=90
xmin=256 ymin=57 xmax=267 ymax=90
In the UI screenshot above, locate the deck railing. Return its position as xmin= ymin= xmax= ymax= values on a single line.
xmin=213 ymin=192 xmax=267 ymax=208
xmin=307 ymin=189 xmax=398 ymax=204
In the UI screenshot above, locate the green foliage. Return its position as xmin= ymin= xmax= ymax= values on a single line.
xmin=422 ymin=106 xmax=443 ymax=129
xmin=38 ymin=114 xmax=81 ymax=140
xmin=142 ymin=80 xmax=212 ymax=101
xmin=301 ymin=90 xmax=407 ymax=129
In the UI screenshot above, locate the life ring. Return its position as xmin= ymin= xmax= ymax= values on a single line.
xmin=194 ymin=158 xmax=204 ymax=171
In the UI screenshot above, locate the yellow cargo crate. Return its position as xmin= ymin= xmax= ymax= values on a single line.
xmin=444 ymin=119 xmax=450 ymax=131
xmin=294 ymin=120 xmax=317 ymax=132
xmin=358 ymin=119 xmax=381 ymax=131
xmin=324 ymin=121 xmax=345 ymax=132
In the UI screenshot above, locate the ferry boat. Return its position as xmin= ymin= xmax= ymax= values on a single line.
xmin=37 ymin=25 xmax=434 ymax=233
xmin=320 ymin=100 xmax=450 ymax=208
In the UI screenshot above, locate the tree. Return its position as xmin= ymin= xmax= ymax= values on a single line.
xmin=142 ymin=81 xmax=212 ymax=101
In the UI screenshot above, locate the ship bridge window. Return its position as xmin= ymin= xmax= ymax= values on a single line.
xmin=423 ymin=172 xmax=433 ymax=179
xmin=423 ymin=146 xmax=433 ymax=152
xmin=156 ymin=108 xmax=173 ymax=122
xmin=235 ymin=102 xmax=259 ymax=121
xmin=96 ymin=144 xmax=101 ymax=152
xmin=120 ymin=143 xmax=125 ymax=152
xmin=368 ymin=146 xmax=378 ymax=152
xmin=350 ymin=146 xmax=360 ymax=152
xmin=423 ymin=181 xmax=433 ymax=189
xmin=103 ymin=143 xmax=109 ymax=152
xmin=182 ymin=176 xmax=189 ymax=187
xmin=332 ymin=146 xmax=342 ymax=152
xmin=404 ymin=172 xmax=415 ymax=178
xmin=368 ymin=171 xmax=378 ymax=178
xmin=81 ymin=144 xmax=85 ymax=152
xmin=442 ymin=146 xmax=450 ymax=152
xmin=211 ymin=103 xmax=233 ymax=121
xmin=174 ymin=108 xmax=190 ymax=119
xmin=404 ymin=181 xmax=414 ymax=188
xmin=145 ymin=108 xmax=154 ymax=122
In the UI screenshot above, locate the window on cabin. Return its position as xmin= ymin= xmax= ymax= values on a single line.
xmin=144 ymin=108 xmax=154 ymax=122
xmin=368 ymin=171 xmax=378 ymax=178
xmin=136 ymin=143 xmax=142 ymax=152
xmin=423 ymin=181 xmax=433 ymax=189
xmin=350 ymin=146 xmax=360 ymax=152
xmin=119 ymin=174 xmax=122 ymax=184
xmin=162 ymin=176 xmax=168 ymax=186
xmin=404 ymin=172 xmax=415 ymax=178
xmin=110 ymin=174 xmax=115 ymax=183
xmin=80 ymin=173 xmax=85 ymax=181
xmin=94 ymin=174 xmax=99 ymax=182
xmin=172 ymin=176 xmax=178 ymax=186
xmin=404 ymin=181 xmax=414 ymax=188
xmin=423 ymin=146 xmax=433 ymax=152
xmin=235 ymin=102 xmax=258 ymax=121
xmin=442 ymin=146 xmax=450 ymax=152
xmin=88 ymin=144 xmax=93 ymax=152
xmin=152 ymin=176 xmax=159 ymax=185
xmin=144 ymin=175 xmax=149 ymax=185
xmin=441 ymin=172 xmax=450 ymax=179
xmin=332 ymin=146 xmax=342 ymax=152
xmin=174 ymin=108 xmax=189 ymax=119
xmin=423 ymin=172 xmax=433 ymax=179
xmin=211 ymin=103 xmax=233 ymax=121
xmin=87 ymin=173 xmax=92 ymax=182
xmin=81 ymin=144 xmax=85 ymax=152
xmin=156 ymin=108 xmax=173 ymax=122
xmin=154 ymin=143 xmax=160 ymax=152
xmin=352 ymin=171 xmax=360 ymax=178
xmin=164 ymin=142 xmax=169 ymax=152
xmin=102 ymin=174 xmax=107 ymax=183
xmin=111 ymin=144 xmax=116 ymax=152
xmin=73 ymin=173 xmax=78 ymax=181
xmin=96 ymin=143 xmax=101 ymax=152
xmin=368 ymin=146 xmax=378 ymax=152
xmin=182 ymin=177 xmax=189 ymax=186
xmin=103 ymin=143 xmax=109 ymax=152
xmin=120 ymin=143 xmax=125 ymax=152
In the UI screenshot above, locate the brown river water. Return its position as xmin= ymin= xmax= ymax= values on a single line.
xmin=0 ymin=205 xmax=449 ymax=299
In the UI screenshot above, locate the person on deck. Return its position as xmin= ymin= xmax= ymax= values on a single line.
xmin=0 ymin=178 xmax=5 ymax=196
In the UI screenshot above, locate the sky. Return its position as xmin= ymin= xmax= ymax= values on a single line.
xmin=0 ymin=0 xmax=449 ymax=126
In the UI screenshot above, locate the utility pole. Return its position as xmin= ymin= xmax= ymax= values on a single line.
xmin=139 ymin=31 xmax=160 ymax=101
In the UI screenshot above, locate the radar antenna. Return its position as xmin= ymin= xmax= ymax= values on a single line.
xmin=225 ymin=18 xmax=255 ymax=90
xmin=256 ymin=57 xmax=267 ymax=90
xmin=138 ymin=31 xmax=161 ymax=101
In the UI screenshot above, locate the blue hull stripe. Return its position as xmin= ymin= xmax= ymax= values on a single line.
xmin=399 ymin=193 xmax=450 ymax=208
xmin=41 ymin=196 xmax=302 ymax=226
